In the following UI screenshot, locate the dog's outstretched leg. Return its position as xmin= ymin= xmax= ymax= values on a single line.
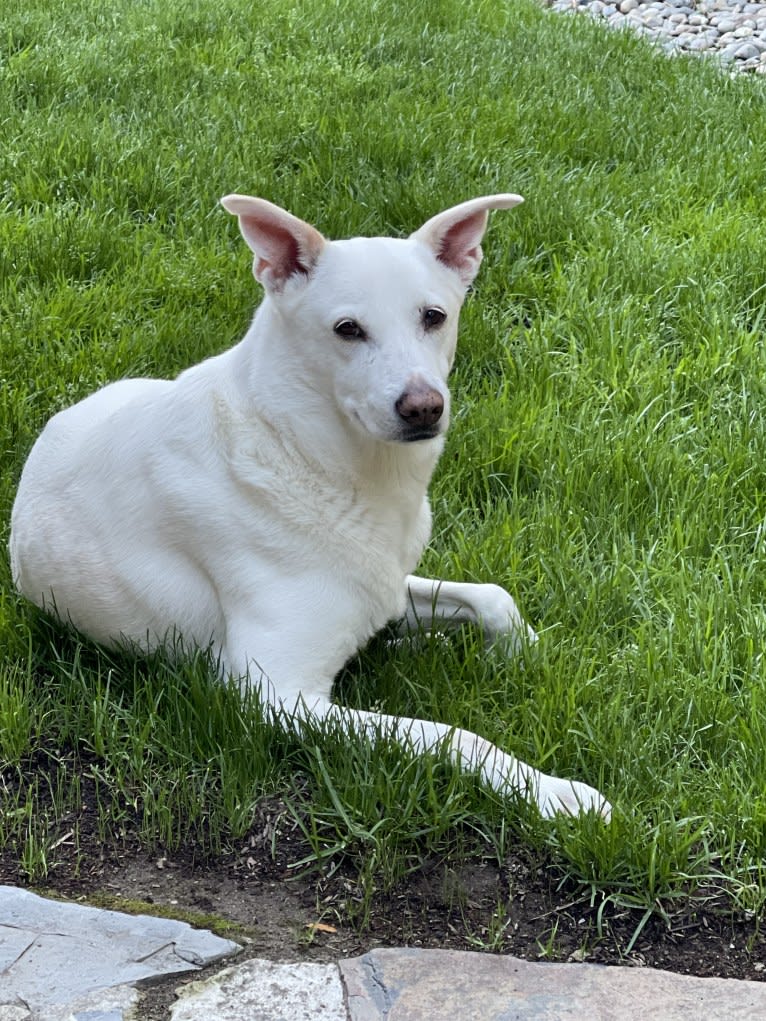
xmin=403 ymin=575 xmax=538 ymax=654
xmin=394 ymin=576 xmax=610 ymax=818
xmin=292 ymin=697 xmax=611 ymax=821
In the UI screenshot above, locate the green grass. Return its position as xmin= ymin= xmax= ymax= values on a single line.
xmin=2 ymin=0 xmax=766 ymax=947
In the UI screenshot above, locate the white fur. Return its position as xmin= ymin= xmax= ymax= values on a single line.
xmin=9 ymin=194 xmax=610 ymax=820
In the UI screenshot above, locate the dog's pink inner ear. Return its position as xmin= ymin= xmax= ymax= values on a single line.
xmin=221 ymin=196 xmax=325 ymax=292
xmin=245 ymin=217 xmax=315 ymax=286
xmin=412 ymin=194 xmax=524 ymax=288
xmin=242 ymin=214 xmax=325 ymax=290
xmin=431 ymin=210 xmax=488 ymax=285
xmin=414 ymin=207 xmax=491 ymax=288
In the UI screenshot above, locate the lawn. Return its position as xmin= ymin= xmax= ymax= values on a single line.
xmin=2 ymin=0 xmax=766 ymax=963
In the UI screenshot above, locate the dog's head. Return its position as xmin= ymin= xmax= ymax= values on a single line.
xmin=220 ymin=193 xmax=523 ymax=446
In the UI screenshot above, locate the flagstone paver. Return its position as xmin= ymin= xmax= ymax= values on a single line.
xmin=340 ymin=948 xmax=766 ymax=1020
xmin=169 ymin=958 xmax=347 ymax=1021
xmin=0 ymin=885 xmax=239 ymax=1018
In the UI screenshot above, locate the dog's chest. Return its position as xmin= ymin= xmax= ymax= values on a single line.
xmin=241 ymin=461 xmax=429 ymax=575
xmin=225 ymin=425 xmax=432 ymax=615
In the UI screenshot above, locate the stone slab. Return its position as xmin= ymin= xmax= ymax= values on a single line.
xmin=43 ymin=983 xmax=139 ymax=1021
xmin=0 ymin=885 xmax=239 ymax=1014
xmin=0 ymin=992 xmax=138 ymax=1021
xmin=339 ymin=948 xmax=766 ymax=1020
xmin=169 ymin=959 xmax=347 ymax=1020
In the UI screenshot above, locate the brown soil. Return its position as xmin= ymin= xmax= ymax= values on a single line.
xmin=1 ymin=772 xmax=764 ymax=1020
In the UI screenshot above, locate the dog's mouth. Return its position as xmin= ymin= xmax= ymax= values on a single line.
xmin=398 ymin=427 xmax=442 ymax=443
xmin=349 ymin=408 xmax=442 ymax=445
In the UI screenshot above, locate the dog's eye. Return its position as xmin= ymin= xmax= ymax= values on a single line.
xmin=422 ymin=307 xmax=446 ymax=330
xmin=334 ymin=318 xmax=366 ymax=341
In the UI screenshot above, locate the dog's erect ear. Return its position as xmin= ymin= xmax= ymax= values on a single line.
xmin=411 ymin=194 xmax=524 ymax=287
xmin=220 ymin=195 xmax=326 ymax=292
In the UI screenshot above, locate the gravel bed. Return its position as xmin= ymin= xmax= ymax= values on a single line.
xmin=546 ymin=0 xmax=766 ymax=73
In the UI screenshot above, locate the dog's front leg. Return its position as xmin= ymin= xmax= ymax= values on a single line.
xmin=403 ymin=575 xmax=537 ymax=654
xmin=300 ymin=700 xmax=610 ymax=820
xmin=220 ymin=629 xmax=609 ymax=820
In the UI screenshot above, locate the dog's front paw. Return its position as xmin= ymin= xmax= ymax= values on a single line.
xmin=475 ymin=584 xmax=537 ymax=655
xmin=536 ymin=776 xmax=612 ymax=822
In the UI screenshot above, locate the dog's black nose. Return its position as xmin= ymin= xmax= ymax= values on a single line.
xmin=395 ymin=385 xmax=444 ymax=430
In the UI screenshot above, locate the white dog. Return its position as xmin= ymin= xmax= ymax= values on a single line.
xmin=10 ymin=193 xmax=610 ymax=820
